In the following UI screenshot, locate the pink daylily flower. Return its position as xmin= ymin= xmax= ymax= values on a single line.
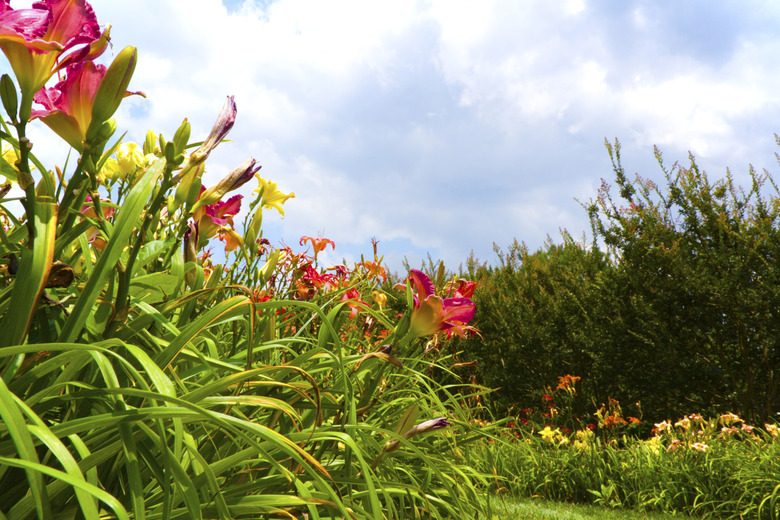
xmin=194 ymin=192 xmax=242 ymax=240
xmin=400 ymin=269 xmax=476 ymax=339
xmin=31 ymin=60 xmax=99 ymax=150
xmin=0 ymin=0 xmax=109 ymax=96
xmin=31 ymin=60 xmax=142 ymax=150
xmin=184 ymin=192 xmax=242 ymax=264
xmin=204 ymin=194 xmax=242 ymax=227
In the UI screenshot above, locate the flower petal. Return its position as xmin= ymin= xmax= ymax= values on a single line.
xmin=409 ymin=295 xmax=444 ymax=338
xmin=441 ymin=297 xmax=476 ymax=324
xmin=36 ymin=0 xmax=100 ymax=50
xmin=0 ymin=7 xmax=55 ymax=45
xmin=30 ymin=61 xmax=105 ymax=150
xmin=408 ymin=269 xmax=435 ymax=300
xmin=210 ymin=194 xmax=242 ymax=219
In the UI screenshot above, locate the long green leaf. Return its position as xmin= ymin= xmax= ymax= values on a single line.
xmin=0 ymin=197 xmax=56 ymax=348
xmin=26 ymin=424 xmax=100 ymax=520
xmin=155 ymin=295 xmax=251 ymax=369
xmin=58 ymin=158 xmax=165 ymax=342
xmin=182 ymin=437 xmax=231 ymax=520
xmin=0 ymin=456 xmax=129 ymax=520
xmin=13 ymin=395 xmax=101 ymax=519
xmin=0 ymin=376 xmax=50 ymax=519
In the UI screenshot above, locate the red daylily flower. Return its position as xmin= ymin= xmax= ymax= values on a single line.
xmin=302 ymin=264 xmax=337 ymax=290
xmin=445 ymin=278 xmax=476 ymax=299
xmin=253 ymin=289 xmax=273 ymax=303
xmin=0 ymin=0 xmax=109 ymax=96
xmin=251 ymin=288 xmax=274 ymax=317
xmin=400 ymin=269 xmax=476 ymax=339
xmin=292 ymin=263 xmax=342 ymax=300
xmin=340 ymin=287 xmax=369 ymax=320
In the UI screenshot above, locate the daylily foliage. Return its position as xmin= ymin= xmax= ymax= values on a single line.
xmin=0 ymin=1 xmax=486 ymax=518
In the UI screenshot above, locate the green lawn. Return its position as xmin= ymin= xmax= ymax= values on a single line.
xmin=489 ymin=497 xmax=689 ymax=519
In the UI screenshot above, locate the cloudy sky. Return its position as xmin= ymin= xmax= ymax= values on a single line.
xmin=15 ymin=0 xmax=780 ymax=273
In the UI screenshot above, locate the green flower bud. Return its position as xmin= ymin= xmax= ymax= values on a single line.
xmin=0 ymin=74 xmax=18 ymax=123
xmin=86 ymin=46 xmax=138 ymax=142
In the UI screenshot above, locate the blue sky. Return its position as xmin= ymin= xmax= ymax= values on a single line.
xmin=10 ymin=0 xmax=780 ymax=274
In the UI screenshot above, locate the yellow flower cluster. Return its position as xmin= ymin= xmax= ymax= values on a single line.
xmin=99 ymin=142 xmax=157 ymax=184
xmin=573 ymin=428 xmax=594 ymax=451
xmin=539 ymin=426 xmax=568 ymax=445
xmin=651 ymin=412 xmax=778 ymax=454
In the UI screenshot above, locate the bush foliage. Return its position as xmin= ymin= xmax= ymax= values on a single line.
xmin=466 ymin=139 xmax=780 ymax=423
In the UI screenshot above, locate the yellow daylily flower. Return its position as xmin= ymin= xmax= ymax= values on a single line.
xmin=0 ymin=145 xmax=35 ymax=183
xmin=539 ymin=426 xmax=560 ymax=443
xmin=116 ymin=142 xmax=145 ymax=176
xmin=253 ymin=175 xmax=295 ymax=216
xmin=372 ymin=290 xmax=388 ymax=310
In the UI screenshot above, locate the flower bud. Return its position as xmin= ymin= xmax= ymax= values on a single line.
xmin=183 ymin=221 xmax=200 ymax=285
xmin=0 ymin=74 xmax=18 ymax=123
xmin=86 ymin=46 xmax=139 ymax=142
xmin=191 ymin=158 xmax=261 ymax=212
xmin=173 ymin=118 xmax=191 ymax=156
xmin=188 ymin=95 xmax=236 ymax=166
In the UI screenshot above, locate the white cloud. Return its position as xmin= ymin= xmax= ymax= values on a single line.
xmin=5 ymin=0 xmax=780 ymax=274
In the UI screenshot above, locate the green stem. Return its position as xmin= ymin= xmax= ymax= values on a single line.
xmin=57 ymin=158 xmax=87 ymax=231
xmin=112 ymin=163 xmax=176 ymax=323
xmin=12 ymin=118 xmax=35 ymax=242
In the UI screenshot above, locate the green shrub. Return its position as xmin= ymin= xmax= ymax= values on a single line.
xmin=587 ymin=139 xmax=780 ymax=423
xmin=464 ymin=138 xmax=780 ymax=423
xmin=463 ymin=235 xmax=610 ymax=416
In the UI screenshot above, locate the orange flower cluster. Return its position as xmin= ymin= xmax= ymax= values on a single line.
xmin=602 ymin=414 xmax=627 ymax=428
xmin=555 ymin=374 xmax=581 ymax=393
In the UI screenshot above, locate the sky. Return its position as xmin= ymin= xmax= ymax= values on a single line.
xmin=9 ymin=0 xmax=780 ymax=274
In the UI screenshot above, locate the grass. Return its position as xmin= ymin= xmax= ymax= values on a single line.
xmin=490 ymin=496 xmax=690 ymax=520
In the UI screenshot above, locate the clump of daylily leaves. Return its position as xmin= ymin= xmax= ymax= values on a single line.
xmin=494 ymin=407 xmax=780 ymax=517
xmin=0 ymin=2 xmax=487 ymax=519
xmin=489 ymin=375 xmax=780 ymax=517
